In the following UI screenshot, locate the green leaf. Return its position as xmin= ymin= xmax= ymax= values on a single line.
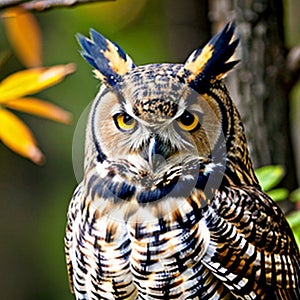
xmin=290 ymin=188 xmax=300 ymax=202
xmin=267 ymin=188 xmax=289 ymax=202
xmin=290 ymin=222 xmax=300 ymax=249
xmin=294 ymin=232 xmax=300 ymax=249
xmin=255 ymin=165 xmax=285 ymax=192
xmin=286 ymin=211 xmax=300 ymax=228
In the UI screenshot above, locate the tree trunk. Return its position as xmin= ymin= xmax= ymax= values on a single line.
xmin=209 ymin=0 xmax=297 ymax=191
xmin=163 ymin=0 xmax=210 ymax=62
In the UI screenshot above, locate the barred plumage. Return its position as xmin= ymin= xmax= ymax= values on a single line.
xmin=65 ymin=23 xmax=300 ymax=299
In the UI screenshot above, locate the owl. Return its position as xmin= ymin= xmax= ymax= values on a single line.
xmin=65 ymin=23 xmax=300 ymax=299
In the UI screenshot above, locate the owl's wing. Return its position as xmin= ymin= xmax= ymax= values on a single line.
xmin=65 ymin=183 xmax=83 ymax=295
xmin=203 ymin=186 xmax=300 ymax=299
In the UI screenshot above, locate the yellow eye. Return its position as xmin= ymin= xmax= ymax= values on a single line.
xmin=114 ymin=113 xmax=137 ymax=132
xmin=177 ymin=110 xmax=201 ymax=131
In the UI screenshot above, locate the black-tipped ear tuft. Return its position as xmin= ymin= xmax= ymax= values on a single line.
xmin=77 ymin=29 xmax=135 ymax=86
xmin=178 ymin=22 xmax=239 ymax=91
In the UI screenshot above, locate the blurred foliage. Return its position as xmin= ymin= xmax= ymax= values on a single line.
xmin=255 ymin=165 xmax=288 ymax=201
xmin=286 ymin=210 xmax=300 ymax=247
xmin=0 ymin=7 xmax=75 ymax=164
xmin=256 ymin=165 xmax=300 ymax=248
xmin=3 ymin=7 xmax=42 ymax=67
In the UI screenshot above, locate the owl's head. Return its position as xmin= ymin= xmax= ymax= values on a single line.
xmin=78 ymin=23 xmax=256 ymax=204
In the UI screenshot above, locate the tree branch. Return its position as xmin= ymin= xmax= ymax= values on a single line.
xmin=0 ymin=0 xmax=114 ymax=11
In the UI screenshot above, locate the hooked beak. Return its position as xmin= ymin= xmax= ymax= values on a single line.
xmin=147 ymin=134 xmax=172 ymax=171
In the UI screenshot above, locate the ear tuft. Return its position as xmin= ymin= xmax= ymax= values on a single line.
xmin=179 ymin=22 xmax=239 ymax=90
xmin=77 ymin=29 xmax=135 ymax=86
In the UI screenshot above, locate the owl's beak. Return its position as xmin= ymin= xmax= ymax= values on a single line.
xmin=147 ymin=134 xmax=171 ymax=171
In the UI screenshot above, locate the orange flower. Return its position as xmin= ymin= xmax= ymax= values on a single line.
xmin=2 ymin=7 xmax=42 ymax=68
xmin=0 ymin=64 xmax=75 ymax=164
xmin=0 ymin=7 xmax=75 ymax=164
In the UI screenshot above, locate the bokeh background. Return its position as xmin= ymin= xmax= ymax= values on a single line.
xmin=0 ymin=1 xmax=299 ymax=299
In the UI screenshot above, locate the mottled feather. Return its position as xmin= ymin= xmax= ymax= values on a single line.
xmin=66 ymin=23 xmax=300 ymax=300
xmin=77 ymin=29 xmax=135 ymax=86
xmin=179 ymin=23 xmax=239 ymax=92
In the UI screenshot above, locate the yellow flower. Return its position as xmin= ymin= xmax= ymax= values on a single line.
xmin=2 ymin=6 xmax=42 ymax=68
xmin=0 ymin=7 xmax=75 ymax=164
xmin=0 ymin=64 xmax=75 ymax=164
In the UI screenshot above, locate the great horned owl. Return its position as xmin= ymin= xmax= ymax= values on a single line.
xmin=65 ymin=23 xmax=300 ymax=299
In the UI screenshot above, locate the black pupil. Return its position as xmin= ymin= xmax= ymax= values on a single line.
xmin=123 ymin=114 xmax=133 ymax=124
xmin=181 ymin=111 xmax=195 ymax=126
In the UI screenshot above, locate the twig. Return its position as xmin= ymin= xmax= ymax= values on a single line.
xmin=0 ymin=0 xmax=23 ymax=8
xmin=0 ymin=0 xmax=114 ymax=11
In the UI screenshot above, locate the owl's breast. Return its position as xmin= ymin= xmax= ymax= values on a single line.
xmin=126 ymin=210 xmax=211 ymax=298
